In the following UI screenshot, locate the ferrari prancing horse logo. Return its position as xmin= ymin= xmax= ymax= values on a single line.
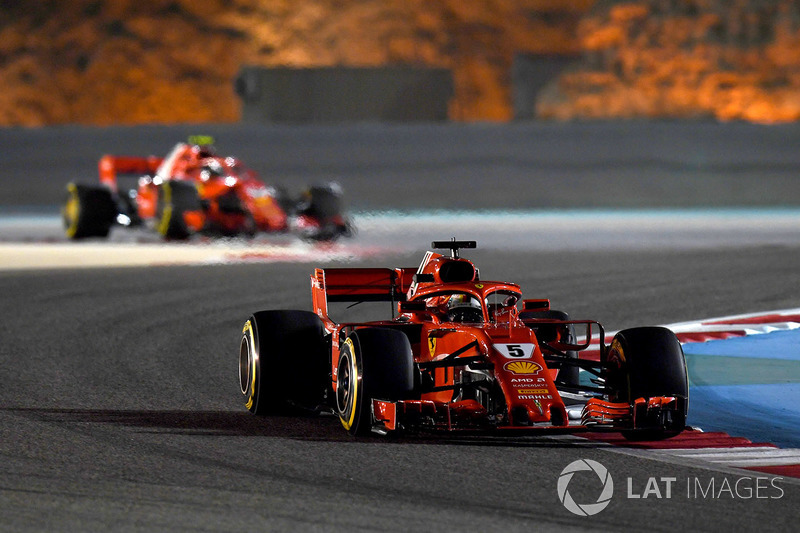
xmin=428 ymin=337 xmax=437 ymax=357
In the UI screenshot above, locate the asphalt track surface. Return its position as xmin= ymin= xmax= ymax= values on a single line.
xmin=4 ymin=121 xmax=800 ymax=210
xmin=2 ymin=123 xmax=800 ymax=531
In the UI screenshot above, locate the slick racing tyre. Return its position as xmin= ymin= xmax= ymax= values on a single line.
xmin=336 ymin=328 xmax=414 ymax=436
xmin=62 ymin=183 xmax=117 ymax=239
xmin=303 ymin=184 xmax=344 ymax=222
xmin=297 ymin=184 xmax=351 ymax=242
xmin=519 ymin=310 xmax=579 ymax=388
xmin=156 ymin=181 xmax=202 ymax=240
xmin=605 ymin=327 xmax=688 ymax=440
xmin=239 ymin=310 xmax=328 ymax=415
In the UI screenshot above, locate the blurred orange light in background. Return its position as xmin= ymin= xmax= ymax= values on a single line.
xmin=1 ymin=0 xmax=799 ymax=125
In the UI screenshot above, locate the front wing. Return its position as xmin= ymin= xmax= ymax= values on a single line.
xmin=369 ymin=395 xmax=683 ymax=434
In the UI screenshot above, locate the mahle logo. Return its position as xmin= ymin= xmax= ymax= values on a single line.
xmin=557 ymin=459 xmax=614 ymax=516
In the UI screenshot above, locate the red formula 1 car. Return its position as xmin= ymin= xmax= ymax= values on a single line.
xmin=239 ymin=240 xmax=689 ymax=439
xmin=63 ymin=136 xmax=351 ymax=241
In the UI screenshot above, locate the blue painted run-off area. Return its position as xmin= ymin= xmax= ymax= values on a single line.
xmin=683 ymin=329 xmax=800 ymax=448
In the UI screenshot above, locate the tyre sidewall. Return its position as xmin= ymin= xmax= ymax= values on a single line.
xmin=241 ymin=316 xmax=262 ymax=414
xmin=606 ymin=327 xmax=688 ymax=436
xmin=611 ymin=327 xmax=688 ymax=402
xmin=241 ymin=310 xmax=328 ymax=415
xmin=63 ymin=183 xmax=116 ymax=239
xmin=337 ymin=328 xmax=414 ymax=436
xmin=157 ymin=181 xmax=200 ymax=239
xmin=337 ymin=336 xmax=366 ymax=435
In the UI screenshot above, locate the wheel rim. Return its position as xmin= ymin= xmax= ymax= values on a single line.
xmin=336 ymin=351 xmax=354 ymax=416
xmin=64 ymin=196 xmax=78 ymax=226
xmin=239 ymin=335 xmax=252 ymax=395
xmin=157 ymin=182 xmax=174 ymax=237
xmin=63 ymin=187 xmax=80 ymax=237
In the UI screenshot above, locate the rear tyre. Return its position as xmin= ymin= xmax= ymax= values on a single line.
xmin=157 ymin=181 xmax=202 ymax=240
xmin=520 ymin=310 xmax=579 ymax=388
xmin=62 ymin=183 xmax=117 ymax=239
xmin=239 ymin=310 xmax=328 ymax=415
xmin=298 ymin=184 xmax=350 ymax=241
xmin=336 ymin=328 xmax=414 ymax=436
xmin=605 ymin=327 xmax=688 ymax=440
xmin=304 ymin=185 xmax=344 ymax=221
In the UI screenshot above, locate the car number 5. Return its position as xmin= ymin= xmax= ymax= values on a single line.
xmin=507 ymin=344 xmax=525 ymax=358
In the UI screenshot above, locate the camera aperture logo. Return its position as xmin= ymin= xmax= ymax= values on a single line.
xmin=557 ymin=459 xmax=614 ymax=516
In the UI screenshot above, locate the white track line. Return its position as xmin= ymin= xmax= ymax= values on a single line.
xmin=656 ymin=448 xmax=800 ymax=467
xmin=0 ymin=242 xmax=378 ymax=270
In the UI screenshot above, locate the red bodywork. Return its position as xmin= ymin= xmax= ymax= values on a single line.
xmin=311 ymin=244 xmax=682 ymax=434
xmin=99 ymin=142 xmax=289 ymax=234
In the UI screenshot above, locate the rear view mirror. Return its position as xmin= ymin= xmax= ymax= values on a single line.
xmin=523 ymin=319 xmax=602 ymax=352
xmin=399 ymin=301 xmax=427 ymax=313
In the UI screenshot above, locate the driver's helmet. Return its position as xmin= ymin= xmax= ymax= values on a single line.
xmin=199 ymin=158 xmax=224 ymax=180
xmin=190 ymin=143 xmax=216 ymax=159
xmin=446 ymin=294 xmax=483 ymax=323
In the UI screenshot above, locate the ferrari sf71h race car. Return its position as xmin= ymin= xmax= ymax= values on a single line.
xmin=239 ymin=240 xmax=689 ymax=439
xmin=63 ymin=136 xmax=351 ymax=241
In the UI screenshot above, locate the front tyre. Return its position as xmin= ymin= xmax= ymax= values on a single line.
xmin=239 ymin=310 xmax=328 ymax=415
xmin=605 ymin=327 xmax=688 ymax=440
xmin=336 ymin=328 xmax=414 ymax=436
xmin=157 ymin=181 xmax=202 ymax=240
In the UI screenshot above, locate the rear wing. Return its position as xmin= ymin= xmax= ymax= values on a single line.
xmin=99 ymin=155 xmax=163 ymax=192
xmin=311 ymin=267 xmax=415 ymax=320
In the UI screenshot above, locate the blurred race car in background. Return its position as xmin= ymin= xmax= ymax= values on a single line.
xmin=63 ymin=136 xmax=352 ymax=241
xmin=239 ymin=240 xmax=689 ymax=439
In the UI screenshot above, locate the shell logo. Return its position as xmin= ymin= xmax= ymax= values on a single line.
xmin=504 ymin=360 xmax=542 ymax=375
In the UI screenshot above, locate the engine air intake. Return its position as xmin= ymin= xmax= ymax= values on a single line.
xmin=438 ymin=260 xmax=476 ymax=283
